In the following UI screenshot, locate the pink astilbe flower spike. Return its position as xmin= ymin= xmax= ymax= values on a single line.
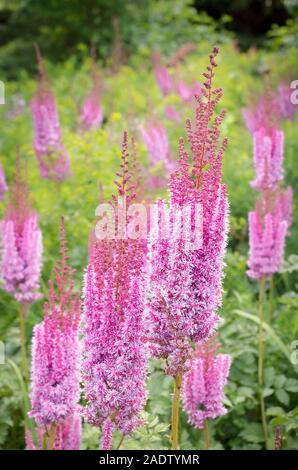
xmin=80 ymin=64 xmax=103 ymax=131
xmin=182 ymin=337 xmax=231 ymax=429
xmin=82 ymin=133 xmax=148 ymax=448
xmin=153 ymin=52 xmax=173 ymax=96
xmin=251 ymin=127 xmax=284 ymax=191
xmin=278 ymin=82 xmax=298 ymax=121
xmin=147 ymin=48 xmax=229 ymax=376
xmin=31 ymin=46 xmax=70 ymax=181
xmin=277 ymin=186 xmax=293 ymax=233
xmin=0 ymin=156 xmax=42 ymax=303
xmin=242 ymin=86 xmax=280 ymax=134
xmin=247 ymin=203 xmax=287 ymax=280
xmin=165 ymin=105 xmax=180 ymax=123
xmin=175 ymin=80 xmax=202 ymax=103
xmin=140 ymin=120 xmax=174 ymax=172
xmin=0 ymin=163 xmax=8 ymax=199
xmin=29 ymin=218 xmax=81 ymax=449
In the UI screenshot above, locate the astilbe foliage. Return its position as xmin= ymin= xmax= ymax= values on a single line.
xmin=82 ymin=133 xmax=148 ymax=449
xmin=0 ymin=163 xmax=8 ymax=199
xmin=28 ymin=218 xmax=81 ymax=449
xmin=31 ymin=46 xmax=70 ymax=181
xmin=147 ymin=48 xmax=229 ymax=376
xmin=0 ymin=156 xmax=42 ymax=303
xmin=182 ymin=336 xmax=231 ymax=429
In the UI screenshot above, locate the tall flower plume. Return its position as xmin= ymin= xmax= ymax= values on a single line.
xmin=0 ymin=155 xmax=42 ymax=303
xmin=140 ymin=120 xmax=173 ymax=173
xmin=82 ymin=133 xmax=148 ymax=449
xmin=147 ymin=47 xmax=229 ymax=377
xmin=153 ymin=52 xmax=173 ymax=97
xmin=31 ymin=46 xmax=70 ymax=181
xmin=28 ymin=218 xmax=81 ymax=449
xmin=80 ymin=61 xmax=103 ymax=131
xmin=247 ymin=202 xmax=287 ymax=280
xmin=0 ymin=163 xmax=8 ymax=199
xmin=182 ymin=337 xmax=231 ymax=429
xmin=251 ymin=126 xmax=284 ymax=191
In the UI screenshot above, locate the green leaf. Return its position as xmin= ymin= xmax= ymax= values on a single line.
xmin=266 ymin=406 xmax=284 ymax=416
xmin=7 ymin=360 xmax=37 ymax=446
xmin=275 ymin=389 xmax=290 ymax=406
xmin=233 ymin=310 xmax=292 ymax=363
xmin=274 ymin=375 xmax=286 ymax=389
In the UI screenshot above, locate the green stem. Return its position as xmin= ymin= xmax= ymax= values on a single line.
xmin=171 ymin=373 xmax=182 ymax=450
xmin=116 ymin=434 xmax=124 ymax=450
xmin=204 ymin=420 xmax=210 ymax=450
xmin=19 ymin=303 xmax=29 ymax=381
xmin=269 ymin=275 xmax=274 ymax=325
xmin=258 ymin=276 xmax=269 ymax=449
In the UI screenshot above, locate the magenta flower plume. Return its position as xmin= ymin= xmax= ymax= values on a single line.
xmin=82 ymin=133 xmax=148 ymax=448
xmin=247 ymin=203 xmax=287 ymax=280
xmin=165 ymin=105 xmax=180 ymax=122
xmin=29 ymin=218 xmax=81 ymax=449
xmin=278 ymin=186 xmax=293 ymax=233
xmin=153 ymin=52 xmax=173 ymax=96
xmin=0 ymin=163 xmax=8 ymax=199
xmin=251 ymin=127 xmax=284 ymax=191
xmin=147 ymin=48 xmax=229 ymax=376
xmin=31 ymin=46 xmax=70 ymax=181
xmin=80 ymin=67 xmax=103 ymax=131
xmin=0 ymin=157 xmax=42 ymax=303
xmin=182 ymin=337 xmax=231 ymax=429
xmin=278 ymin=82 xmax=298 ymax=121
xmin=140 ymin=120 xmax=173 ymax=172
xmin=175 ymin=80 xmax=202 ymax=103
xmin=242 ymin=87 xmax=280 ymax=134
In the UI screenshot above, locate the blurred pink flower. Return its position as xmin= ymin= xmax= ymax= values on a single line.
xmin=247 ymin=205 xmax=287 ymax=279
xmin=251 ymin=127 xmax=284 ymax=191
xmin=0 ymin=163 xmax=8 ymax=199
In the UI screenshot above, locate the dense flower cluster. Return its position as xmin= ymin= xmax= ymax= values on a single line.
xmin=82 ymin=133 xmax=148 ymax=449
xmin=251 ymin=127 xmax=284 ymax=191
xmin=29 ymin=219 xmax=81 ymax=449
xmin=182 ymin=338 xmax=231 ymax=429
xmin=247 ymin=207 xmax=288 ymax=279
xmin=0 ymin=158 xmax=42 ymax=303
xmin=31 ymin=47 xmax=70 ymax=180
xmin=147 ymin=48 xmax=229 ymax=376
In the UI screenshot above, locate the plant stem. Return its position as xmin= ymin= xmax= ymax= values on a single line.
xmin=116 ymin=434 xmax=124 ymax=450
xmin=269 ymin=275 xmax=274 ymax=325
xmin=204 ymin=420 xmax=210 ymax=449
xmin=171 ymin=373 xmax=182 ymax=450
xmin=19 ymin=303 xmax=29 ymax=381
xmin=48 ymin=423 xmax=56 ymax=450
xmin=258 ymin=276 xmax=269 ymax=449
